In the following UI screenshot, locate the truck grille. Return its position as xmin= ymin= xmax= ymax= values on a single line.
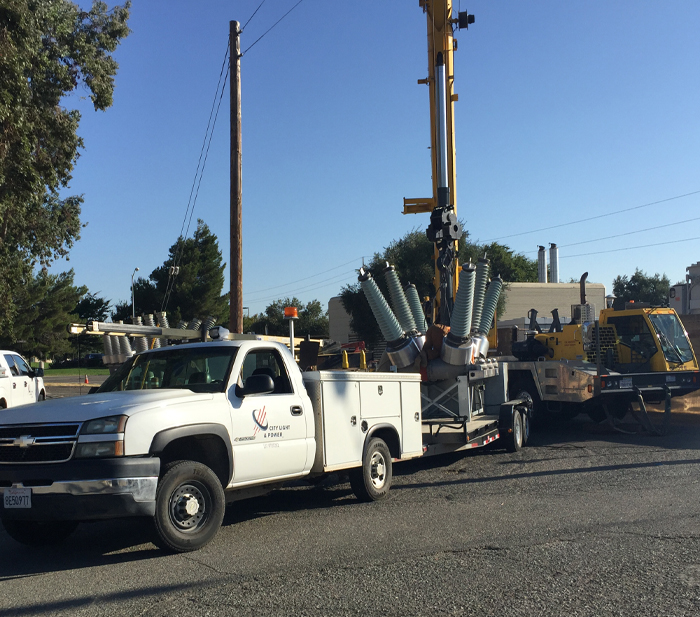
xmin=0 ymin=424 xmax=80 ymax=464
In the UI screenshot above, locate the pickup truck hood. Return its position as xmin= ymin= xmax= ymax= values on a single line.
xmin=0 ymin=390 xmax=216 ymax=425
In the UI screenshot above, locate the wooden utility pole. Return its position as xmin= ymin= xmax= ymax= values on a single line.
xmin=229 ymin=21 xmax=243 ymax=333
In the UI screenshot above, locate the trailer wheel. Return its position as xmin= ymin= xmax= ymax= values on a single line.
xmin=511 ymin=379 xmax=545 ymax=426
xmin=153 ymin=460 xmax=226 ymax=553
xmin=503 ymin=409 xmax=524 ymax=453
xmin=350 ymin=437 xmax=392 ymax=502
xmin=2 ymin=520 xmax=78 ymax=546
xmin=521 ymin=407 xmax=530 ymax=446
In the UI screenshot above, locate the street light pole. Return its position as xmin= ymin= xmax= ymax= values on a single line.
xmin=132 ymin=267 xmax=139 ymax=322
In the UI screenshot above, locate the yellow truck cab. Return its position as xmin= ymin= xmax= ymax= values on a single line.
xmin=600 ymin=306 xmax=697 ymax=373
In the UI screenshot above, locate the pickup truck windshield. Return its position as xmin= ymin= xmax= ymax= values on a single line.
xmin=648 ymin=313 xmax=694 ymax=365
xmin=97 ymin=346 xmax=238 ymax=394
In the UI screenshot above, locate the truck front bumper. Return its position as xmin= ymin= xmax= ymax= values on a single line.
xmin=0 ymin=457 xmax=160 ymax=521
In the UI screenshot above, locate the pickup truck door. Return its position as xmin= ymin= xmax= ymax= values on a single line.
xmin=227 ymin=347 xmax=309 ymax=484
xmin=2 ymin=354 xmax=33 ymax=406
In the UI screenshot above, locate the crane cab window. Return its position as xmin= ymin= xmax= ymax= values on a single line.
xmin=239 ymin=349 xmax=293 ymax=394
xmin=607 ymin=315 xmax=657 ymax=360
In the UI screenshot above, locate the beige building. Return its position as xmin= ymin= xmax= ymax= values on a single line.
xmin=500 ymin=282 xmax=606 ymax=322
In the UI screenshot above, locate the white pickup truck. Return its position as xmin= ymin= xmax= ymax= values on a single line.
xmin=0 ymin=339 xmax=423 ymax=552
xmin=0 ymin=351 xmax=45 ymax=409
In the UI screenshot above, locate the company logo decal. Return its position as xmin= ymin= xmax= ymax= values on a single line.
xmin=252 ymin=406 xmax=268 ymax=433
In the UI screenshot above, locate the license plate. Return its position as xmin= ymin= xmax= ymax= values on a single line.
xmin=4 ymin=488 xmax=31 ymax=509
xmin=620 ymin=378 xmax=633 ymax=389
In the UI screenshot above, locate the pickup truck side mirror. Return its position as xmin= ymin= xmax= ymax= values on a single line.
xmin=242 ymin=374 xmax=275 ymax=396
xmin=32 ymin=368 xmax=44 ymax=378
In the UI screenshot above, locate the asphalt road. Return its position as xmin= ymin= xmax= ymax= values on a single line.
xmin=0 ymin=410 xmax=699 ymax=616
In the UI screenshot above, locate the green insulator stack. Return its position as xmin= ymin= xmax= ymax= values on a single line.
xmin=359 ymin=269 xmax=404 ymax=343
xmin=384 ymin=265 xmax=416 ymax=333
xmin=478 ymin=276 xmax=503 ymax=334
xmin=471 ymin=257 xmax=490 ymax=335
xmin=405 ymin=283 xmax=428 ymax=333
xmin=449 ymin=263 xmax=476 ymax=339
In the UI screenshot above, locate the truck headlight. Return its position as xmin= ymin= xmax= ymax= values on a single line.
xmin=81 ymin=416 xmax=127 ymax=434
xmin=76 ymin=416 xmax=127 ymax=458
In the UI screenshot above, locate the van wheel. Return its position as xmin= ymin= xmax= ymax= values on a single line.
xmin=153 ymin=460 xmax=225 ymax=553
xmin=38 ymin=391 xmax=45 ymax=402
xmin=350 ymin=438 xmax=392 ymax=502
xmin=2 ymin=520 xmax=78 ymax=546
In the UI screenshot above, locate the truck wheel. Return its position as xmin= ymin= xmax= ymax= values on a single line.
xmin=349 ymin=437 xmax=392 ymax=502
xmin=504 ymin=409 xmax=524 ymax=453
xmin=2 ymin=520 xmax=78 ymax=546
xmin=153 ymin=460 xmax=225 ymax=553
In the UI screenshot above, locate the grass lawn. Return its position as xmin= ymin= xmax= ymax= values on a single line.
xmin=39 ymin=367 xmax=110 ymax=376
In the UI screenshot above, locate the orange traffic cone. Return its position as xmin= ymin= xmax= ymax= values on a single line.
xmin=84 ymin=375 xmax=89 ymax=385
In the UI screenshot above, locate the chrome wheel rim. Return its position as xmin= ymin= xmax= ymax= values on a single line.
xmin=369 ymin=451 xmax=386 ymax=489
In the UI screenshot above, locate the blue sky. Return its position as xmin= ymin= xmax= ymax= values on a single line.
xmin=53 ymin=0 xmax=700 ymax=318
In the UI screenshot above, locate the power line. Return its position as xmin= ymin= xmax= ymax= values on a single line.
xmin=161 ymin=40 xmax=231 ymax=313
xmin=241 ymin=0 xmax=305 ymax=56
xmin=560 ymin=236 xmax=699 ymax=259
xmin=484 ymin=190 xmax=700 ymax=243
xmin=241 ymin=0 xmax=266 ymax=32
xmin=523 ymin=215 xmax=700 ymax=254
xmin=245 ymin=270 xmax=359 ymax=306
xmin=244 ymin=256 xmax=367 ymax=295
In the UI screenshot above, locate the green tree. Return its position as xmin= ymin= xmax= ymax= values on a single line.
xmin=612 ymin=269 xmax=670 ymax=307
xmin=121 ymin=220 xmax=229 ymax=325
xmin=0 ymin=0 xmax=131 ymax=335
xmin=74 ymin=292 xmax=111 ymax=322
xmin=0 ymin=270 xmax=86 ymax=359
xmin=249 ymin=298 xmax=329 ymax=338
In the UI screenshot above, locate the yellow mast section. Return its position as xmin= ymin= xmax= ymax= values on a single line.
xmin=405 ymin=0 xmax=467 ymax=323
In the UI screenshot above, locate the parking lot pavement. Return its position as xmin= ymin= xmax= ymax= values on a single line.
xmin=43 ymin=374 xmax=108 ymax=399
xmin=0 ymin=408 xmax=699 ymax=616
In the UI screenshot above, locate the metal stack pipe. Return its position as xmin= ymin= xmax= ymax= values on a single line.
xmin=470 ymin=258 xmax=490 ymax=335
xmin=549 ymin=243 xmax=559 ymax=283
xmin=537 ymin=246 xmax=548 ymax=283
xmin=384 ymin=264 xmax=417 ymax=334
xmin=359 ymin=268 xmax=423 ymax=369
xmin=404 ymin=283 xmax=428 ymax=333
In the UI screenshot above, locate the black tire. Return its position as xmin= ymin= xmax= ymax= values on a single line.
xmin=510 ymin=378 xmax=545 ymax=426
xmin=153 ymin=460 xmax=226 ymax=553
xmin=2 ymin=520 xmax=78 ymax=546
xmin=38 ymin=391 xmax=45 ymax=402
xmin=520 ymin=407 xmax=530 ymax=447
xmin=349 ymin=437 xmax=392 ymax=502
xmin=504 ymin=409 xmax=524 ymax=453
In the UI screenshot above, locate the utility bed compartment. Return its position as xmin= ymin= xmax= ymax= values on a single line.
xmin=302 ymin=371 xmax=424 ymax=473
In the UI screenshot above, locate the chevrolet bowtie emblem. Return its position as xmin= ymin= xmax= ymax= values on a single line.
xmin=14 ymin=435 xmax=35 ymax=448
